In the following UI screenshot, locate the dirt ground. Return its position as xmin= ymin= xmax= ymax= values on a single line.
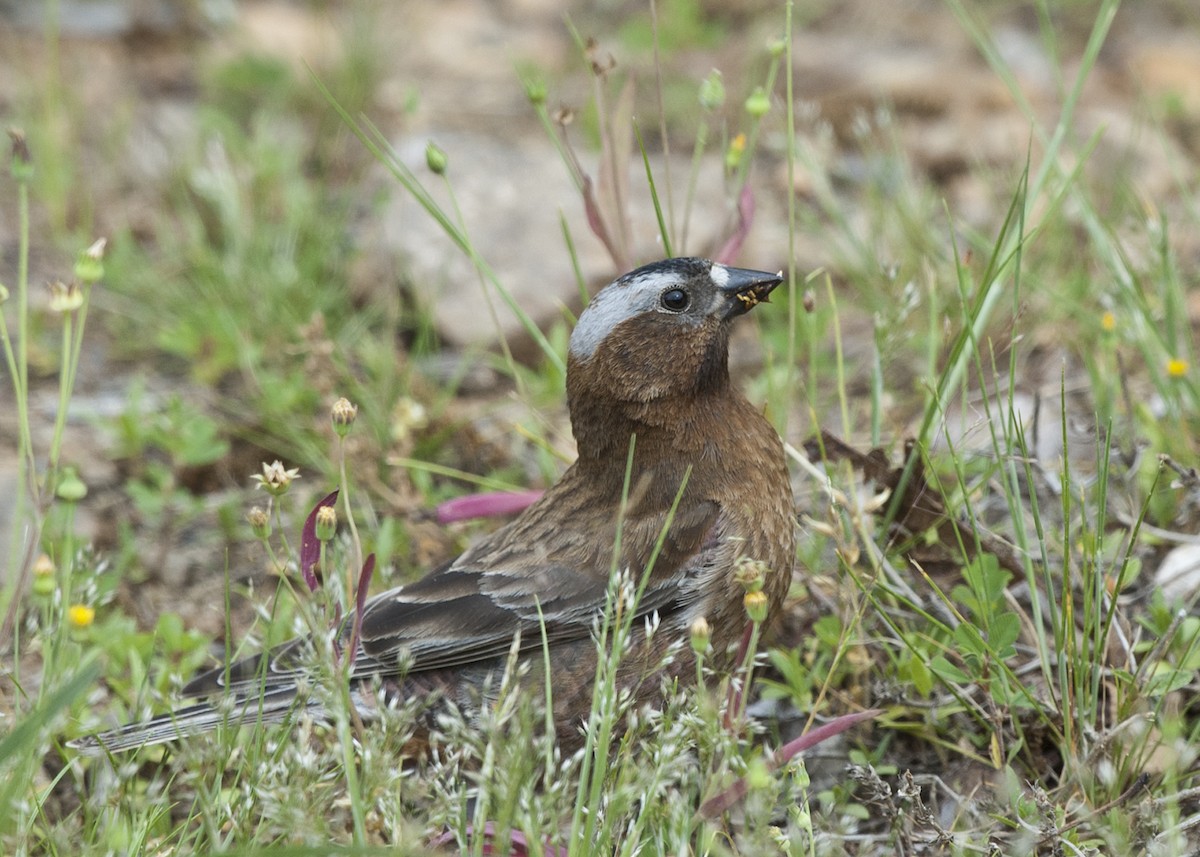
xmin=2 ymin=0 xmax=1197 ymax=552
xmin=3 ymin=0 xmax=1200 ymax=833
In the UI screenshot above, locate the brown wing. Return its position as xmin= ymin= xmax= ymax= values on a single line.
xmin=349 ymin=497 xmax=721 ymax=677
xmin=182 ymin=497 xmax=720 ymax=697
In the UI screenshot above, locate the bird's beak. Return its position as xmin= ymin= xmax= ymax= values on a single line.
xmin=718 ymin=267 xmax=784 ymax=319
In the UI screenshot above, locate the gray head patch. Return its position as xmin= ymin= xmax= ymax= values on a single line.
xmin=569 ymin=266 xmax=691 ymax=360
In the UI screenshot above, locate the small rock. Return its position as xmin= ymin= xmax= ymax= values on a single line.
xmin=1128 ymin=36 xmax=1200 ymax=117
xmin=229 ymin=1 xmax=343 ymax=72
xmin=370 ymin=131 xmax=744 ymax=358
xmin=1156 ymin=543 xmax=1200 ymax=604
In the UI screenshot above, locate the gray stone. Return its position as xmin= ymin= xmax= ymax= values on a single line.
xmin=371 ymin=131 xmax=762 ymax=359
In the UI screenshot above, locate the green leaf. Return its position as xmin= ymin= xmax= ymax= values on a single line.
xmin=988 ymin=613 xmax=1021 ymax=659
xmin=930 ymin=655 xmax=971 ymax=685
xmin=1144 ymin=662 xmax=1194 ymax=696
xmin=954 ymin=622 xmax=987 ymax=658
xmin=813 ymin=614 xmax=843 ymax=648
xmin=908 ymin=652 xmax=933 ymax=697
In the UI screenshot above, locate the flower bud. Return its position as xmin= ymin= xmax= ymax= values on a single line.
xmin=56 ymin=467 xmax=87 ymax=502
xmin=725 ymin=133 xmax=746 ymax=172
xmin=47 ymin=280 xmax=84 ymax=313
xmin=331 ymin=397 xmax=358 ymax=437
xmin=698 ymin=70 xmax=725 ymax=111
xmin=33 ymin=554 xmax=56 ymax=597
xmin=8 ymin=128 xmax=33 ymax=182
xmin=746 ymin=755 xmax=772 ymax=790
xmin=523 ymin=74 xmax=547 ymax=106
xmin=73 ymin=238 xmax=106 ymax=284
xmin=744 ymin=87 xmax=770 ymax=118
xmin=247 ymin=506 xmax=270 ymax=539
xmin=425 ymin=142 xmax=448 ymax=175
xmin=743 ymin=589 xmax=769 ymax=624
xmin=315 ymin=505 xmax=337 ymax=542
xmin=689 ymin=616 xmax=711 ymax=655
xmin=733 ymin=556 xmax=767 ymax=593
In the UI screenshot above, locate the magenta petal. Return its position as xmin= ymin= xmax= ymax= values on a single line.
xmin=429 ymin=822 xmax=565 ymax=856
xmin=435 ymin=490 xmax=544 ymax=524
xmin=300 ymin=490 xmax=340 ymax=592
xmin=355 ymin=554 xmax=375 ymax=617
xmin=582 ymin=175 xmax=613 ymax=256
xmin=714 ymin=183 xmax=756 ymax=266
xmin=772 ymin=709 xmax=881 ymax=766
xmin=346 ymin=554 xmax=376 ymax=665
xmin=699 ymin=709 xmax=881 ymax=819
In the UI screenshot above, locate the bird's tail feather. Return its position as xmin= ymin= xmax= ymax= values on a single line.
xmin=68 ymin=687 xmax=316 ymax=755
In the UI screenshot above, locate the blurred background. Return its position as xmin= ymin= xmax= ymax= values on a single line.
xmin=2 ymin=0 xmax=1199 ymax=642
xmin=6 ymin=1 xmax=1200 ymax=851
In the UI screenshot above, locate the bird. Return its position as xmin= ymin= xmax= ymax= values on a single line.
xmin=73 ymin=257 xmax=796 ymax=755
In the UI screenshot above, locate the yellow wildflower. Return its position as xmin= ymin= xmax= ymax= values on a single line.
xmin=68 ymin=604 xmax=95 ymax=628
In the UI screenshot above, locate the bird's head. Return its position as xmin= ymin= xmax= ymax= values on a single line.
xmin=567 ymin=257 xmax=782 ymax=406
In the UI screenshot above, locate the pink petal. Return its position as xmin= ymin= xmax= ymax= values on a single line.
xmin=714 ymin=184 xmax=756 ymax=265
xmin=346 ymin=554 xmax=376 ymax=665
xmin=435 ymin=490 xmax=544 ymax=524
xmin=429 ymin=822 xmax=566 ymax=856
xmin=699 ymin=709 xmax=881 ymax=819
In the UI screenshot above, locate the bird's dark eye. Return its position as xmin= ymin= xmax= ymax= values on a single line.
xmin=660 ymin=288 xmax=690 ymax=312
